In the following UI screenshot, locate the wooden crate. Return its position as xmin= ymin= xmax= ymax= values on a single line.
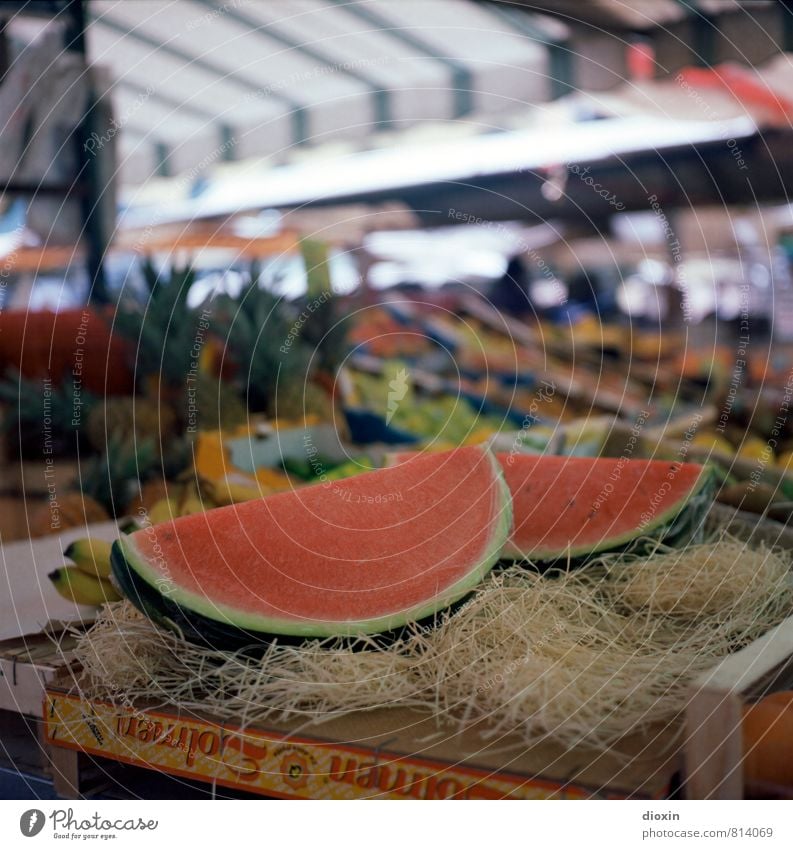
xmin=0 ymin=633 xmax=76 ymax=716
xmin=42 ymin=684 xmax=681 ymax=800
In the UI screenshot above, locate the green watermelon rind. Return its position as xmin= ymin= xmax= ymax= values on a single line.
xmin=501 ymin=463 xmax=713 ymax=561
xmin=111 ymin=449 xmax=512 ymax=641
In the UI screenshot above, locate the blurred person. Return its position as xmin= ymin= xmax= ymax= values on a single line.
xmin=490 ymin=255 xmax=533 ymax=317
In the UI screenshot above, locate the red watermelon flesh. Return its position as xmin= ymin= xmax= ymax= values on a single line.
xmin=113 ymin=446 xmax=511 ymax=638
xmin=387 ymin=452 xmax=709 ymax=560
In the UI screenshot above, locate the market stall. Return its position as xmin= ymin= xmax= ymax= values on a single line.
xmin=4 ymin=0 xmax=793 ymax=817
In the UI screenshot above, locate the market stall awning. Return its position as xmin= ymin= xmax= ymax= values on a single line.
xmin=119 ymin=113 xmax=757 ymax=228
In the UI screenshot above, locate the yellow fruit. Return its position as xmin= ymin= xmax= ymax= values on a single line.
xmin=205 ymin=479 xmax=266 ymax=506
xmin=48 ymin=566 xmax=121 ymax=606
xmin=148 ymin=498 xmax=179 ymax=524
xmin=463 ymin=427 xmax=495 ymax=446
xmin=691 ymin=433 xmax=735 ymax=456
xmin=777 ymin=450 xmax=793 ymax=472
xmin=63 ymin=538 xmax=113 ymax=579
xmin=419 ymin=440 xmax=457 ymax=452
xmin=737 ymin=436 xmax=768 ymax=462
xmin=194 ymin=430 xmax=233 ymax=480
xmin=254 ymin=467 xmax=292 ymax=491
xmin=124 ymin=479 xmax=171 ymax=517
xmin=179 ymin=496 xmax=207 ymax=516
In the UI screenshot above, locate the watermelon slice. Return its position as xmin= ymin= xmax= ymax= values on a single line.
xmin=387 ymin=452 xmax=710 ymax=561
xmin=111 ymin=446 xmax=511 ymax=645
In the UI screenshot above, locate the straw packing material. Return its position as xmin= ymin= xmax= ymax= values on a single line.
xmin=74 ymin=537 xmax=793 ymax=749
xmin=603 ymin=536 xmax=792 ymax=618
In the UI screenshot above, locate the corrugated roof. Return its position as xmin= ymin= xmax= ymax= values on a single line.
xmin=86 ymin=0 xmax=563 ymax=184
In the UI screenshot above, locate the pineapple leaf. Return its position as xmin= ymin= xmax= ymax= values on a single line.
xmin=115 ymin=261 xmax=204 ymax=391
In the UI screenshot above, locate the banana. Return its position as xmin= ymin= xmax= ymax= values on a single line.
xmin=48 ymin=566 xmax=122 ymax=606
xmin=204 ymin=479 xmax=264 ymax=507
xmin=63 ymin=538 xmax=113 ymax=579
xmin=148 ymin=498 xmax=179 ymax=524
xmin=179 ymin=495 xmax=207 ymax=516
xmin=176 ymin=480 xmax=208 ymax=517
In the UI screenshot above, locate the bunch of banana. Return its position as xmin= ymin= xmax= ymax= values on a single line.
xmin=145 ymin=480 xmax=209 ymax=523
xmin=157 ymin=477 xmax=273 ymax=514
xmin=201 ymin=478 xmax=267 ymax=507
xmin=135 ymin=474 xmax=282 ymax=527
xmin=49 ymin=538 xmax=122 ymax=606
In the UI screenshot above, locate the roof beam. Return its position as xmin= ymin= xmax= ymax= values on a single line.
xmin=0 ymin=1 xmax=69 ymax=22
xmin=115 ymin=78 xmax=219 ymax=122
xmin=154 ymin=141 xmax=171 ymax=177
xmin=88 ymin=13 xmax=309 ymax=146
xmin=329 ymin=0 xmax=474 ymax=118
xmin=116 ymin=124 xmax=163 ymax=143
xmin=219 ymin=122 xmax=236 ymax=161
xmin=783 ymin=0 xmax=793 ymax=52
xmin=116 ymin=84 xmax=236 ymax=166
xmin=483 ymin=2 xmax=573 ymax=100
xmin=677 ymin=1 xmax=716 ymax=67
xmin=189 ymin=0 xmax=391 ymax=128
xmin=670 ymin=0 xmax=716 ymax=67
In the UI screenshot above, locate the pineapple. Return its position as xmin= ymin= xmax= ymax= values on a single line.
xmin=79 ymin=434 xmax=158 ymax=517
xmin=114 ymin=260 xmax=204 ymax=397
xmin=85 ymin=395 xmax=176 ymax=454
xmin=215 ymin=265 xmax=310 ymax=415
xmin=275 ymin=379 xmax=335 ymax=422
xmin=187 ymin=373 xmax=249 ymax=432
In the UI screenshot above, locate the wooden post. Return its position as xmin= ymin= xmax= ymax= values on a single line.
xmin=685 ymin=688 xmax=744 ymax=799
xmin=48 ymin=746 xmax=81 ymax=799
xmin=685 ymin=616 xmax=793 ymax=798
